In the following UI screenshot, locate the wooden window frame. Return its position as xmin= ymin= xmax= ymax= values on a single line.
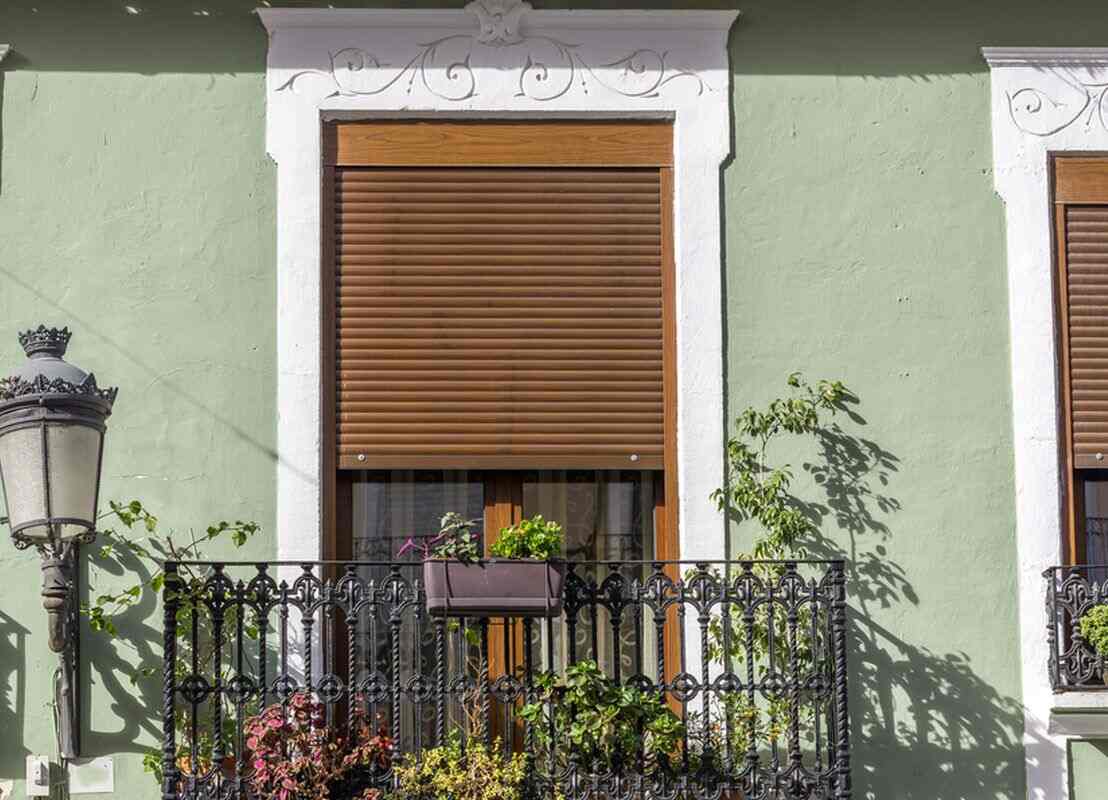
xmin=321 ymin=120 xmax=679 ymax=563
xmin=1052 ymin=152 xmax=1108 ymax=565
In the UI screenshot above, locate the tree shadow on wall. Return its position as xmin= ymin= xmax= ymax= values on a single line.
xmin=752 ymin=405 xmax=1032 ymax=799
xmin=78 ymin=542 xmax=165 ymax=760
xmin=0 ymin=610 xmax=29 ymax=779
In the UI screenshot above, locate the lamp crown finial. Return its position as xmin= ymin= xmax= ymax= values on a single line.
xmin=19 ymin=326 xmax=72 ymax=358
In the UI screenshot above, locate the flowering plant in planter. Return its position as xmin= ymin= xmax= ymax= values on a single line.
xmin=411 ymin=513 xmax=567 ymax=617
xmin=396 ymin=512 xmax=482 ymax=563
xmin=245 ymin=693 xmax=393 ymax=800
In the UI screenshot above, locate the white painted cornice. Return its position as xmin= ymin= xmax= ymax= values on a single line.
xmin=257 ymin=7 xmax=740 ymax=33
xmin=259 ymin=2 xmax=739 ymax=159
xmin=982 ymin=46 xmax=1108 ymax=140
xmin=982 ymin=46 xmax=1108 ymax=67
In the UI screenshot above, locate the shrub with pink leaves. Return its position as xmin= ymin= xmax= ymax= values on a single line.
xmin=244 ymin=693 xmax=393 ymax=800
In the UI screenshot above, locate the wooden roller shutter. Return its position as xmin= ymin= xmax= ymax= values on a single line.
xmin=1056 ymin=157 xmax=1108 ymax=470
xmin=324 ymin=121 xmax=674 ymax=471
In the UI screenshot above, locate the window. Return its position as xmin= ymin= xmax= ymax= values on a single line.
xmin=320 ymin=123 xmax=680 ymax=745
xmin=322 ymin=120 xmax=677 ymax=563
xmin=1053 ymin=155 xmax=1108 ymax=565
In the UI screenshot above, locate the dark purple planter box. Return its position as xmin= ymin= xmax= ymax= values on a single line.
xmin=423 ymin=559 xmax=565 ymax=617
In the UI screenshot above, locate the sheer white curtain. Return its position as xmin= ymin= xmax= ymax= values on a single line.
xmin=522 ymin=470 xmax=657 ymax=678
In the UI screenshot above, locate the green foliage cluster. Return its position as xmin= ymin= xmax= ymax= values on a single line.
xmin=391 ymin=734 xmax=528 ymax=800
xmin=520 ymin=659 xmax=683 ymax=769
xmin=84 ymin=499 xmax=259 ymax=669
xmin=712 ymin=373 xmax=851 ymax=559
xmin=701 ymin=374 xmax=853 ymax=756
xmin=1080 ymin=604 xmax=1108 ymax=657
xmin=81 ymin=499 xmax=261 ymax=783
xmin=489 ymin=514 xmax=563 ymax=560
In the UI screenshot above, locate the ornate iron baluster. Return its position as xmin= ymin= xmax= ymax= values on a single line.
xmin=479 ymin=618 xmax=491 ymax=747
xmin=434 ymin=616 xmax=447 ymax=747
xmin=162 ymin=563 xmax=179 ymax=800
xmin=830 ymin=561 xmax=852 ymax=800
xmin=209 ymin=566 xmax=226 ymax=797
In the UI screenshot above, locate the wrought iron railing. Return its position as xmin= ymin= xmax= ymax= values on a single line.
xmin=1045 ymin=565 xmax=1108 ymax=691
xmin=161 ymin=559 xmax=852 ymax=799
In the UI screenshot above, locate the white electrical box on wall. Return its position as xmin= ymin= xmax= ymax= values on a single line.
xmin=69 ymin=756 xmax=115 ymax=794
xmin=25 ymin=756 xmax=50 ymax=797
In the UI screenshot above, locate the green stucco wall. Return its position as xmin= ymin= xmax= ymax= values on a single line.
xmin=1070 ymin=740 xmax=1108 ymax=799
xmin=3 ymin=1 xmax=1108 ymax=798
xmin=0 ymin=3 xmax=277 ymax=797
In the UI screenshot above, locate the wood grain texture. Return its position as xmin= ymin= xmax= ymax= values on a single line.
xmin=332 ymin=165 xmax=667 ymax=469
xmin=1055 ymin=156 xmax=1108 ymax=204
xmin=1061 ymin=204 xmax=1108 ymax=469
xmin=328 ymin=121 xmax=673 ymax=168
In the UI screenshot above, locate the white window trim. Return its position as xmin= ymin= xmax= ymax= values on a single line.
xmin=259 ymin=4 xmax=738 ymax=567
xmin=983 ymin=46 xmax=1108 ymax=800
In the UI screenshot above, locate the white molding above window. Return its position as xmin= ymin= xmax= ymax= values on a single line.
xmin=259 ymin=3 xmax=739 ymax=567
xmin=983 ymin=45 xmax=1108 ymax=800
xmin=0 ymin=45 xmax=10 ymax=63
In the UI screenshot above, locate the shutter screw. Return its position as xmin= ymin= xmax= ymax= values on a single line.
xmin=357 ymin=454 xmax=367 ymax=462
xmin=629 ymin=454 xmax=639 ymax=462
xmin=1098 ymin=453 xmax=1104 ymax=462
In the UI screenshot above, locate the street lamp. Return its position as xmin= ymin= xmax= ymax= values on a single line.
xmin=0 ymin=325 xmax=117 ymax=758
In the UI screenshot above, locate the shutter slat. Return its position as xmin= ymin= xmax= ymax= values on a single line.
xmin=1066 ymin=204 xmax=1108 ymax=467
xmin=336 ymin=169 xmax=661 ymax=183
xmin=337 ymin=213 xmax=662 ymax=225
xmin=334 ymin=165 xmax=665 ymax=467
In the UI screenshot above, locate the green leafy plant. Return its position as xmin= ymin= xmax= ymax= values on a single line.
xmin=520 ymin=659 xmax=683 ymax=770
xmin=81 ymin=499 xmax=261 ymax=784
xmin=84 ymin=500 xmax=259 ymax=640
xmin=712 ymin=373 xmax=851 ymax=560
xmin=397 ymin=512 xmax=482 ymax=563
xmin=701 ymin=374 xmax=853 ymax=756
xmin=393 ymin=629 xmax=530 ymax=800
xmin=489 ymin=514 xmax=563 ymax=560
xmin=392 ymin=733 xmax=528 ymax=800
xmin=1080 ymin=605 xmax=1108 ymax=657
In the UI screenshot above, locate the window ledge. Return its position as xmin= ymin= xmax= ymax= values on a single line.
xmin=1051 ymin=693 xmax=1108 ymax=736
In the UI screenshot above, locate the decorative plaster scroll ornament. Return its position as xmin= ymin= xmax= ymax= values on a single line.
xmin=0 ymin=45 xmax=10 ymax=63
xmin=275 ymin=2 xmax=707 ymax=102
xmin=466 ymin=0 xmax=530 ymax=46
xmin=1007 ymin=67 xmax=1108 ymax=136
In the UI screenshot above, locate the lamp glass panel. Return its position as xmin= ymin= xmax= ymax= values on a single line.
xmin=46 ymin=423 xmax=102 ymax=539
xmin=0 ymin=425 xmax=47 ymax=538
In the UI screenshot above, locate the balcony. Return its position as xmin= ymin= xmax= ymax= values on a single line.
xmin=1045 ymin=564 xmax=1108 ymax=692
xmin=160 ymin=559 xmax=852 ymax=800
